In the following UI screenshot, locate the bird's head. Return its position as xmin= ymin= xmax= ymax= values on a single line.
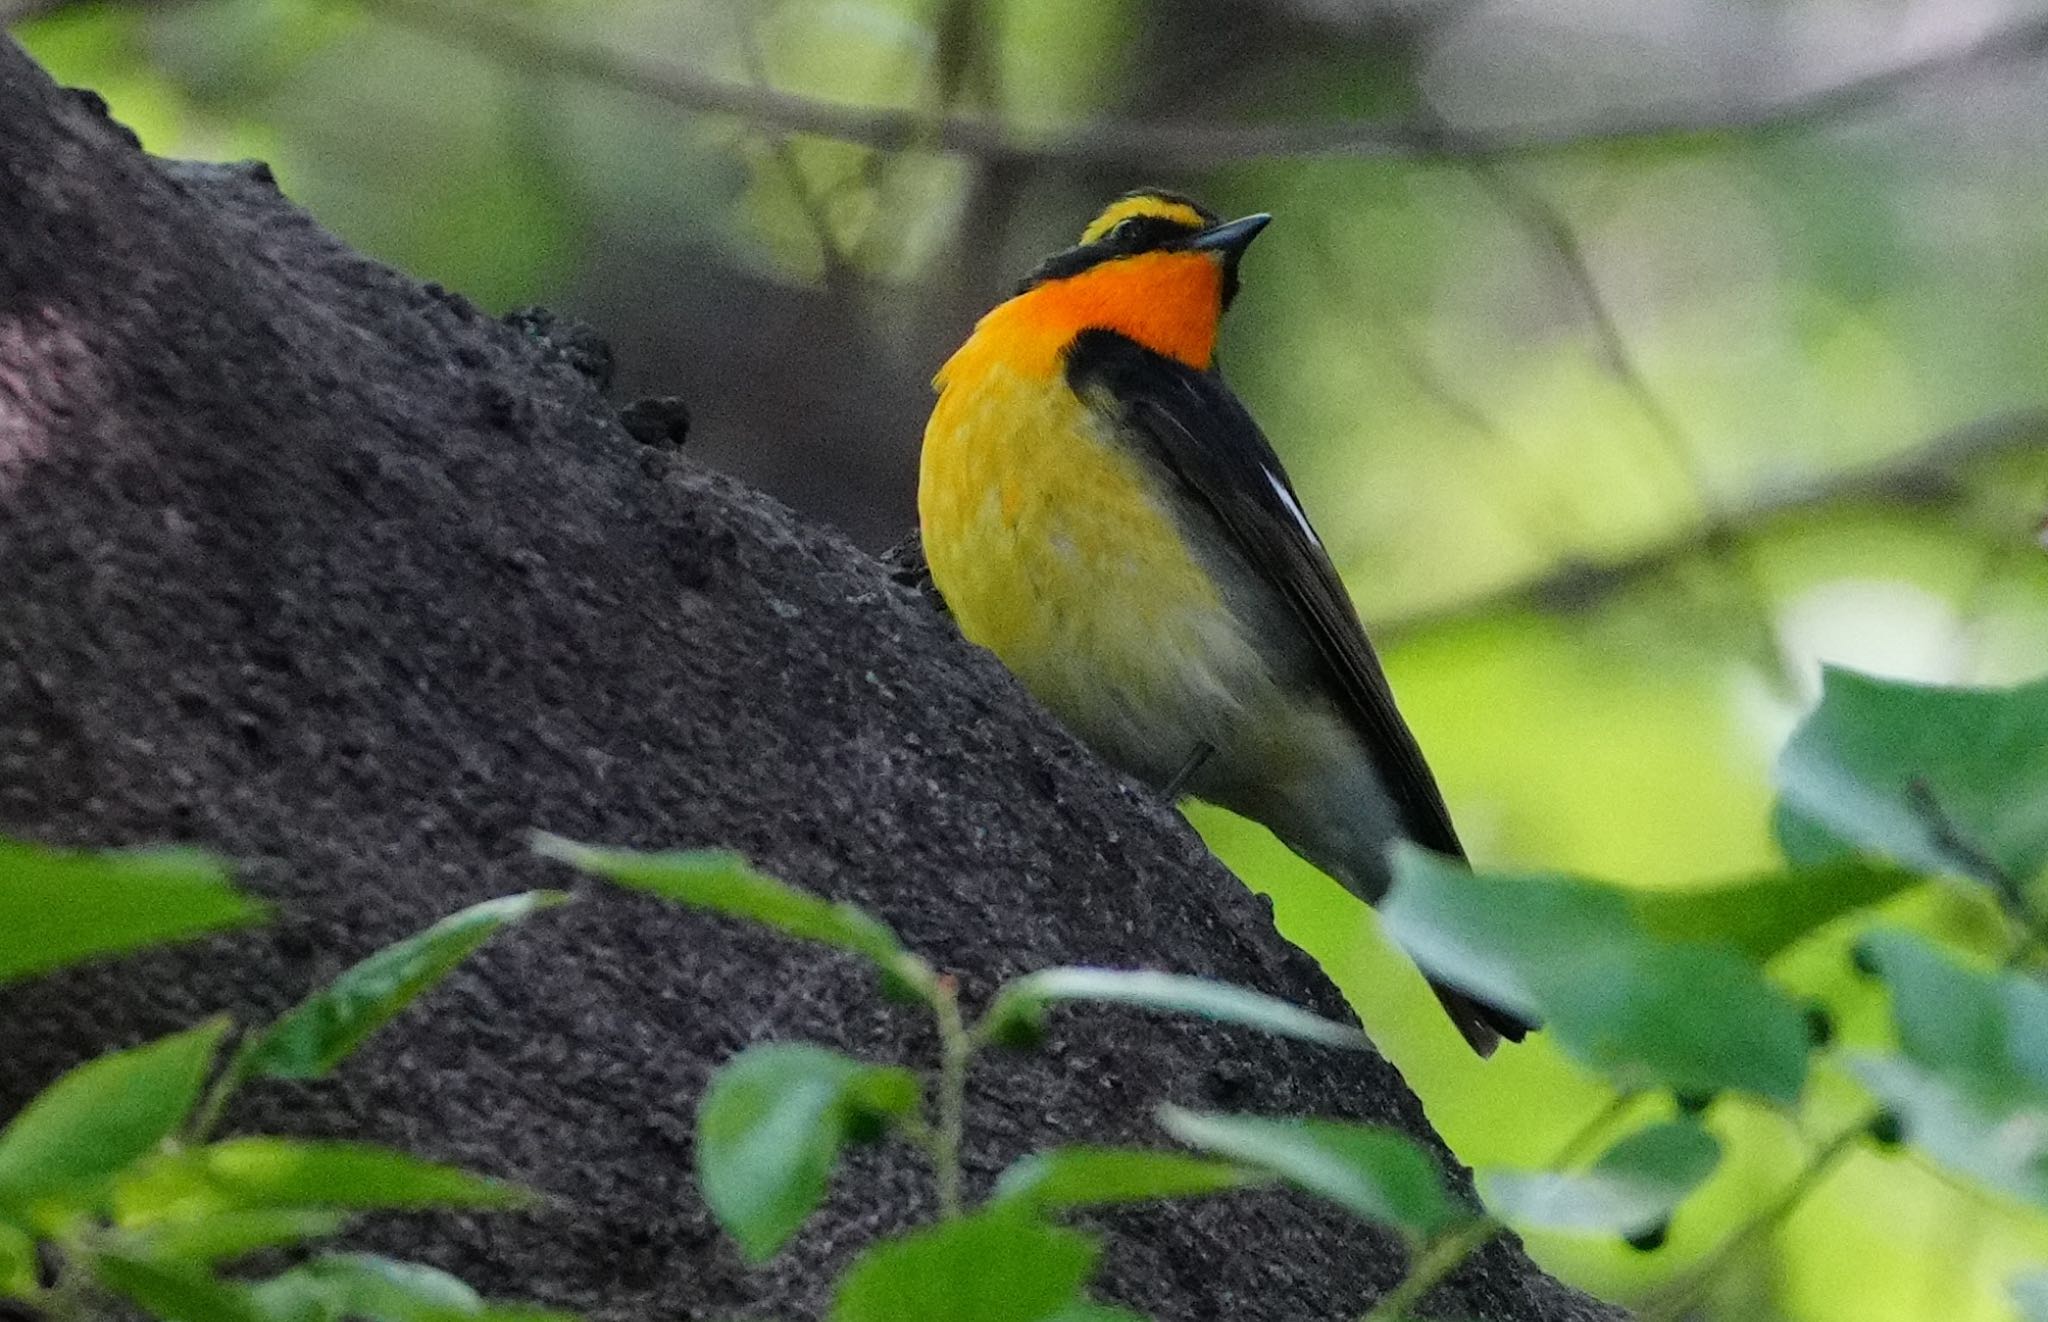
xmin=1025 ymin=191 xmax=1272 ymax=306
xmin=998 ymin=190 xmax=1272 ymax=371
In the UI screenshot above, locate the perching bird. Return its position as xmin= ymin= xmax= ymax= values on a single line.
xmin=916 ymin=190 xmax=1529 ymax=1055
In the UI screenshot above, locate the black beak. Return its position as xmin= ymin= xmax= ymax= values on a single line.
xmin=1186 ymin=213 xmax=1271 ymax=257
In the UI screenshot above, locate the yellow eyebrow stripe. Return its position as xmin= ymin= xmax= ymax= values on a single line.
xmin=1079 ymin=196 xmax=1208 ymax=244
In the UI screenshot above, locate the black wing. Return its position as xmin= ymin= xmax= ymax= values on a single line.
xmin=1064 ymin=329 xmax=1464 ymax=861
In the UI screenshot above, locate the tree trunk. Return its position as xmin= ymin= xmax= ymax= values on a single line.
xmin=0 ymin=39 xmax=1624 ymax=1322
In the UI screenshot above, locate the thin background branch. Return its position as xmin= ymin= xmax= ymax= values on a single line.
xmin=1441 ymin=132 xmax=1796 ymax=683
xmin=336 ymin=0 xmax=2048 ymax=168
xmin=725 ymin=5 xmax=860 ymax=294
xmin=14 ymin=0 xmax=2045 ymax=633
xmin=1298 ymin=219 xmax=1588 ymax=561
xmin=1374 ymin=408 xmax=2048 ymax=641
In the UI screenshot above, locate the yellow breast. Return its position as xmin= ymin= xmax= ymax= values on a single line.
xmin=918 ymin=336 xmax=1265 ymax=783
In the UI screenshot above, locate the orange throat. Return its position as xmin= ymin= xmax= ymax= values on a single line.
xmin=939 ymin=251 xmax=1225 ymax=386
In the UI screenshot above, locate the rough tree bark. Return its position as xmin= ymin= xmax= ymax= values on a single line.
xmin=0 ymin=39 xmax=1626 ymax=1322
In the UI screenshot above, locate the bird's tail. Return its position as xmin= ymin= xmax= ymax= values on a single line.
xmin=1429 ymin=978 xmax=1534 ymax=1059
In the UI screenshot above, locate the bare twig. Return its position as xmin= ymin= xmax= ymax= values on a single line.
xmin=1904 ymin=777 xmax=2048 ymax=957
xmin=931 ymin=975 xmax=970 ymax=1220
xmin=1357 ymin=1217 xmax=1500 ymax=1322
xmin=1373 ymin=408 xmax=2048 ymax=641
xmin=352 ymin=0 xmax=2048 ymax=168
xmin=1547 ymin=1090 xmax=1642 ymax=1169
xmin=1454 ymin=156 xmax=1703 ymax=492
xmin=860 ymin=0 xmax=997 ymax=278
xmin=724 ymin=6 xmax=859 ymax=292
xmin=1905 ymin=777 xmax=2015 ymax=887
xmin=1445 ymin=141 xmax=1795 ymax=686
xmin=1638 ymin=1118 xmax=1867 ymax=1322
xmin=1299 ymin=221 xmax=1586 ymax=560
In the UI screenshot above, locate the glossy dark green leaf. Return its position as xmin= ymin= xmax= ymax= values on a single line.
xmin=245 ymin=891 xmax=569 ymax=1080
xmin=0 ymin=839 xmax=266 ymax=985
xmin=95 ymin=1254 xmax=266 ymax=1322
xmin=0 ymin=1019 xmax=226 ymax=1212
xmin=1775 ymin=668 xmax=2048 ymax=885
xmin=533 ymin=835 xmax=932 ymax=996
xmin=1383 ymin=847 xmax=1811 ymax=1103
xmin=115 ymin=1139 xmax=530 ymax=1225
xmin=698 ymin=1044 xmax=919 ymax=1262
xmin=991 ymin=1146 xmax=1259 ymax=1210
xmin=1156 ymin=1106 xmax=1461 ymax=1245
xmin=1480 ymin=1120 xmax=1721 ymax=1236
xmin=831 ymin=1211 xmax=1099 ymax=1322
xmin=981 ymin=969 xmax=1366 ymax=1051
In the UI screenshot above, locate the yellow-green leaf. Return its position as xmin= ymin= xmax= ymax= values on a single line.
xmin=0 ymin=840 xmax=265 ymax=985
xmin=0 ymin=1019 xmax=227 ymax=1214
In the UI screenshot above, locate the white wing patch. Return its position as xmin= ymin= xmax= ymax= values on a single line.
xmin=1264 ymin=467 xmax=1320 ymax=546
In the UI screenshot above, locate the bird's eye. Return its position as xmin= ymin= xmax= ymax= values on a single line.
xmin=1108 ymin=217 xmax=1148 ymax=244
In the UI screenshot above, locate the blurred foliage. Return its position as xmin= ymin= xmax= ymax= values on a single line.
xmin=0 ymin=838 xmax=571 ymax=1320
xmin=13 ymin=0 xmax=2048 ymax=1316
xmin=543 ymin=836 xmax=1416 ymax=1319
xmin=542 ymin=669 xmax=2048 ymax=1322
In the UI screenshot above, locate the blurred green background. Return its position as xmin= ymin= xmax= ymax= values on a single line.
xmin=10 ymin=0 xmax=2048 ymax=1315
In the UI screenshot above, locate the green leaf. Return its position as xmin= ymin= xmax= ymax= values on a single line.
xmin=1480 ymin=1120 xmax=1721 ymax=1236
xmin=1856 ymin=930 xmax=2020 ymax=1076
xmin=0 ymin=839 xmax=266 ymax=985
xmin=115 ymin=1139 xmax=530 ymax=1226
xmin=0 ymin=1019 xmax=227 ymax=1212
xmin=1552 ymin=943 xmax=1812 ymax=1104
xmin=1382 ymin=847 xmax=1811 ymax=1103
xmin=981 ymin=969 xmax=1366 ymax=1051
xmin=1379 ymin=850 xmax=1628 ymax=1022
xmin=533 ymin=835 xmax=932 ymax=996
xmin=247 ymin=1253 xmax=578 ymax=1322
xmin=991 ymin=1146 xmax=1260 ymax=1210
xmin=94 ymin=1254 xmax=266 ymax=1322
xmin=1847 ymin=930 xmax=2048 ymax=1208
xmin=245 ymin=891 xmax=569 ymax=1080
xmin=120 ymin=1208 xmax=351 ymax=1265
xmin=1630 ymin=860 xmax=1920 ymax=963
xmin=831 ymin=1210 xmax=1099 ymax=1322
xmin=1156 ymin=1106 xmax=1462 ymax=1244
xmin=1849 ymin=1054 xmax=2048 ymax=1206
xmin=1043 ymin=1307 xmax=1150 ymax=1322
xmin=1775 ymin=668 xmax=2048 ymax=884
xmin=698 ymin=1044 xmax=920 ymax=1262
